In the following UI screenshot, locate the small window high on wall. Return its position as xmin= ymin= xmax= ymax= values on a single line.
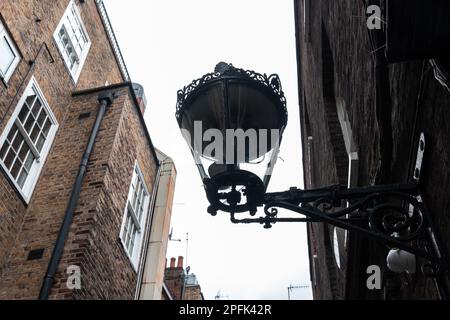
xmin=0 ymin=19 xmax=20 ymax=83
xmin=53 ymin=0 xmax=91 ymax=83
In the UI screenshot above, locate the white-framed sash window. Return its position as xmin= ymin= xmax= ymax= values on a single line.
xmin=0 ymin=19 xmax=20 ymax=82
xmin=53 ymin=0 xmax=91 ymax=83
xmin=0 ymin=77 xmax=58 ymax=203
xmin=120 ymin=162 xmax=150 ymax=269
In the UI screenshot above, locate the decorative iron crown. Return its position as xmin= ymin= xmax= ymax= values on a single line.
xmin=175 ymin=63 xmax=288 ymax=125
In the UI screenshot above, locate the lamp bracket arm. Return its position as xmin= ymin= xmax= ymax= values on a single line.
xmin=234 ymin=183 xmax=448 ymax=277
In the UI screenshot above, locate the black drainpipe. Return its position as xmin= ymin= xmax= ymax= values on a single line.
xmin=38 ymin=91 xmax=115 ymax=300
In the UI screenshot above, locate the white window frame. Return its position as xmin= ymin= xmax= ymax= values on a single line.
xmin=333 ymin=227 xmax=341 ymax=269
xmin=336 ymin=98 xmax=359 ymax=249
xmin=0 ymin=77 xmax=58 ymax=203
xmin=336 ymin=98 xmax=359 ymax=190
xmin=119 ymin=162 xmax=150 ymax=270
xmin=53 ymin=0 xmax=91 ymax=83
xmin=0 ymin=19 xmax=21 ymax=83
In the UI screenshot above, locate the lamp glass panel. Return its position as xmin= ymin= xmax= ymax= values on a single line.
xmin=228 ymin=82 xmax=282 ymax=162
xmin=180 ymin=82 xmax=225 ymax=158
xmin=178 ymin=76 xmax=285 ymax=189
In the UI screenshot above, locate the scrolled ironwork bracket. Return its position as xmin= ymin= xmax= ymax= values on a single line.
xmin=229 ymin=183 xmax=448 ymax=280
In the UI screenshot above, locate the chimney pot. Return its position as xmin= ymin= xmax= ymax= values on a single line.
xmin=170 ymin=257 xmax=176 ymax=268
xmin=132 ymin=83 xmax=147 ymax=115
xmin=177 ymin=256 xmax=184 ymax=269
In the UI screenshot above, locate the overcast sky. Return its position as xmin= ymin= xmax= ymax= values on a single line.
xmin=104 ymin=0 xmax=312 ymax=300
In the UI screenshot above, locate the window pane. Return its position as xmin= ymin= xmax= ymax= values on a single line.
xmin=24 ymin=115 xmax=34 ymax=133
xmin=7 ymin=125 xmax=18 ymax=142
xmin=66 ymin=23 xmax=75 ymax=38
xmin=132 ymin=184 xmax=139 ymax=208
xmin=74 ymin=44 xmax=82 ymax=57
xmin=139 ymin=203 xmax=144 ymax=221
xmin=131 ymin=173 xmax=147 ymax=223
xmin=137 ymin=189 xmax=144 ymax=220
xmin=37 ymin=110 xmax=47 ymax=127
xmin=129 ymin=230 xmax=135 ymax=254
xmin=10 ymin=158 xmax=22 ymax=178
xmin=18 ymin=105 xmax=29 ymax=123
xmin=30 ymin=124 xmax=40 ymax=143
xmin=42 ymin=119 xmax=51 ymax=137
xmin=70 ymin=55 xmax=77 ymax=70
xmin=12 ymin=133 xmax=23 ymax=152
xmin=131 ymin=192 xmax=136 ymax=209
xmin=25 ymin=94 xmax=37 ymax=109
xmin=0 ymin=143 xmax=9 ymax=159
xmin=139 ymin=186 xmax=145 ymax=204
xmin=3 ymin=148 xmax=15 ymax=169
xmin=23 ymin=151 xmax=34 ymax=172
xmin=141 ymin=188 xmax=146 ymax=205
xmin=0 ymin=36 xmax=15 ymax=75
xmin=62 ymin=34 xmax=69 ymax=47
xmin=122 ymin=216 xmax=129 ymax=240
xmin=36 ymin=134 xmax=45 ymax=153
xmin=31 ymin=98 xmax=42 ymax=117
xmin=18 ymin=142 xmax=30 ymax=161
xmin=60 ymin=24 xmax=70 ymax=41
xmin=125 ymin=215 xmax=132 ymax=248
xmin=128 ymin=224 xmax=135 ymax=253
xmin=17 ymin=168 xmax=28 ymax=188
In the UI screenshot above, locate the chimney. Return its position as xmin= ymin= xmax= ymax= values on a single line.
xmin=170 ymin=257 xmax=176 ymax=268
xmin=177 ymin=256 xmax=184 ymax=269
xmin=132 ymin=82 xmax=147 ymax=115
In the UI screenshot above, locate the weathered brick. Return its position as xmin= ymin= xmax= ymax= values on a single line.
xmin=297 ymin=0 xmax=450 ymax=300
xmin=0 ymin=0 xmax=160 ymax=300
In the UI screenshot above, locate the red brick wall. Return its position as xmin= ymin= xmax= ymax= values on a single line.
xmin=0 ymin=0 xmax=124 ymax=275
xmin=49 ymin=89 xmax=158 ymax=300
xmin=184 ymin=285 xmax=203 ymax=300
xmin=0 ymin=1 xmax=158 ymax=299
xmin=164 ymin=267 xmax=185 ymax=300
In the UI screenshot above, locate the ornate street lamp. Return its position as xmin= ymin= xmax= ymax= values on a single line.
xmin=176 ymin=62 xmax=287 ymax=215
xmin=176 ymin=62 xmax=449 ymax=294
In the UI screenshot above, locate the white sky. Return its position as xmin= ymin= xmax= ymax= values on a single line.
xmin=104 ymin=0 xmax=312 ymax=300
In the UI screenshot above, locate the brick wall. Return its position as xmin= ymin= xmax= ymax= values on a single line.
xmin=0 ymin=0 xmax=160 ymax=299
xmin=297 ymin=0 xmax=390 ymax=299
xmin=184 ymin=285 xmax=203 ymax=300
xmin=163 ymin=257 xmax=204 ymax=300
xmin=0 ymin=0 xmax=123 ymax=273
xmin=48 ymin=88 xmax=158 ymax=299
xmin=164 ymin=261 xmax=185 ymax=300
xmin=296 ymin=0 xmax=450 ymax=300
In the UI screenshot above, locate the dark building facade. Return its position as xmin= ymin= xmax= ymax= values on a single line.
xmin=0 ymin=0 xmax=174 ymax=299
xmin=295 ymin=0 xmax=450 ymax=299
